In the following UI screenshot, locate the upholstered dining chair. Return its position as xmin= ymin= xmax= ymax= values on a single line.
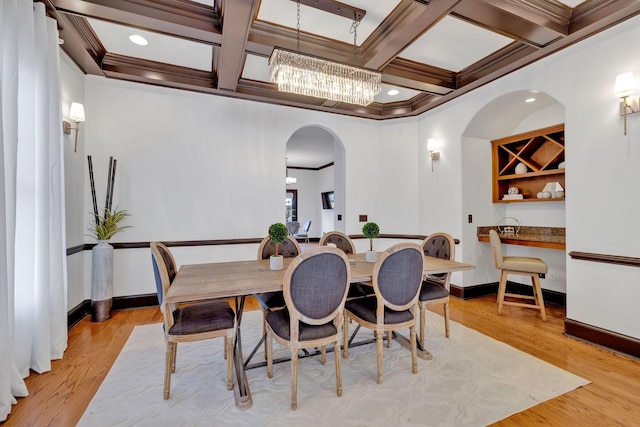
xmin=319 ymin=231 xmax=374 ymax=299
xmin=254 ymin=236 xmax=302 ymax=357
xmin=489 ymin=230 xmax=547 ymax=320
xmin=150 ymin=242 xmax=235 ymax=399
xmin=264 ymin=246 xmax=350 ymax=410
xmin=319 ymin=231 xmax=356 ymax=254
xmin=294 ymin=220 xmax=311 ymax=244
xmin=418 ymin=232 xmax=455 ymax=345
xmin=343 ymin=242 xmax=424 ymax=384
xmin=286 ymin=221 xmax=300 ymax=236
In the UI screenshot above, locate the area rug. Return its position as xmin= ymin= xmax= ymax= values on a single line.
xmin=78 ymin=310 xmax=588 ymax=427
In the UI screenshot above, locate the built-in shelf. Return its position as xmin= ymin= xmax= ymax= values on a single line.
xmin=492 ymin=124 xmax=565 ymax=203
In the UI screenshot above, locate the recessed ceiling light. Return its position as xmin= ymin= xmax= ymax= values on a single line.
xmin=525 ymin=97 xmax=536 ymax=103
xmin=129 ymin=34 xmax=148 ymax=46
xmin=387 ymin=89 xmax=399 ymax=96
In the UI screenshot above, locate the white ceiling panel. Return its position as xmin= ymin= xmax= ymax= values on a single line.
xmin=399 ymin=15 xmax=513 ymax=72
xmin=242 ymin=54 xmax=271 ymax=82
xmin=374 ymin=84 xmax=421 ymax=103
xmin=87 ymin=18 xmax=213 ymax=71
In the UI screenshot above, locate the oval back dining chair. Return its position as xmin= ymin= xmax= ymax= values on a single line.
xmin=150 ymin=242 xmax=235 ymax=399
xmin=319 ymin=231 xmax=356 ymax=254
xmin=343 ymin=242 xmax=424 ymax=384
xmin=319 ymin=230 xmax=373 ymax=299
xmin=254 ymin=236 xmax=302 ymax=358
xmin=418 ymin=232 xmax=455 ymax=345
xmin=264 ymin=246 xmax=350 ymax=410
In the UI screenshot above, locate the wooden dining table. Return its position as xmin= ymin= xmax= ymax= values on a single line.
xmin=166 ymin=252 xmax=475 ymax=410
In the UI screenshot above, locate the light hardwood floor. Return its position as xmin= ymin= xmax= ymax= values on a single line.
xmin=3 ymin=296 xmax=639 ymax=426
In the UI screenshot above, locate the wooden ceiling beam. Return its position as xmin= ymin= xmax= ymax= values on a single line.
xmin=452 ymin=1 xmax=565 ymax=48
xmin=360 ymin=0 xmax=463 ymax=70
xmin=216 ymin=0 xmax=257 ymax=91
xmin=51 ymin=0 xmax=222 ymax=45
xmin=480 ymin=0 xmax=570 ymax=35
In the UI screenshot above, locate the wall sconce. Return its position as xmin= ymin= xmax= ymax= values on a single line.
xmin=614 ymin=72 xmax=639 ymax=136
xmin=427 ymin=138 xmax=440 ymax=172
xmin=63 ymin=102 xmax=85 ymax=152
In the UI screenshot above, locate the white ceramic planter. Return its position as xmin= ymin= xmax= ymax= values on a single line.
xmin=91 ymin=240 xmax=113 ymax=322
xmin=270 ymin=255 xmax=284 ymax=270
xmin=365 ymin=250 xmax=377 ymax=263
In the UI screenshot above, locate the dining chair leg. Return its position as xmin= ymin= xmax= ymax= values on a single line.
xmin=291 ymin=351 xmax=298 ymax=410
xmin=335 ymin=339 xmax=342 ymax=397
xmin=443 ymin=301 xmax=450 ymax=338
xmin=410 ymin=325 xmax=418 ymax=374
xmin=170 ymin=342 xmax=177 ymax=373
xmin=376 ymin=328 xmax=384 ymax=384
xmin=262 ymin=311 xmax=268 ymax=360
xmin=321 ymin=346 xmax=326 ymax=365
xmin=226 ymin=334 xmax=233 ymax=390
xmin=223 ymin=337 xmax=228 ymax=360
xmin=163 ymin=342 xmax=173 ymax=400
xmin=343 ymin=319 xmax=349 ymax=359
xmin=266 ymin=330 xmax=274 ymax=379
xmin=497 ymin=271 xmax=508 ymax=314
xmin=419 ymin=305 xmax=426 ymax=348
xmin=386 ymin=331 xmax=392 ymax=348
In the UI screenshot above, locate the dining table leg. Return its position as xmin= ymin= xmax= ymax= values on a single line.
xmin=392 ymin=332 xmax=433 ymax=361
xmin=232 ymin=295 xmax=253 ymax=409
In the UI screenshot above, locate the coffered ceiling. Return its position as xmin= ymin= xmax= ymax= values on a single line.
xmin=46 ymin=0 xmax=640 ymax=120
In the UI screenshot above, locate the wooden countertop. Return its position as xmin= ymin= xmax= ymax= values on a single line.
xmin=477 ymin=226 xmax=566 ymax=250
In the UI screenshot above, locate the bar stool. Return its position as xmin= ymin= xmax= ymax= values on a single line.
xmin=488 ymin=230 xmax=547 ymax=321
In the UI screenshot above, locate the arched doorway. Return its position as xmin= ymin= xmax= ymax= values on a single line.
xmin=285 ymin=126 xmax=346 ymax=237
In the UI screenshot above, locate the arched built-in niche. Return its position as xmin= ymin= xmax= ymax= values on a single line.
xmin=460 ymin=90 xmax=567 ymax=294
xmin=285 ymin=126 xmax=346 ymax=237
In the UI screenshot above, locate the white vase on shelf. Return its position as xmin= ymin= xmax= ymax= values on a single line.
xmin=515 ymin=162 xmax=528 ymax=174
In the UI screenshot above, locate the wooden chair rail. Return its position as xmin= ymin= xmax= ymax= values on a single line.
xmin=568 ymin=251 xmax=640 ymax=268
xmin=67 ymin=235 xmax=461 ymax=254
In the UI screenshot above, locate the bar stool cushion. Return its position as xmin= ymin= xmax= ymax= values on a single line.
xmin=501 ymin=256 xmax=548 ymax=274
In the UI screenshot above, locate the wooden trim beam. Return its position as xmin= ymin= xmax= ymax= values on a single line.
xmin=51 ymin=0 xmax=222 ymax=44
xmin=568 ymin=251 xmax=640 ymax=267
xmin=217 ymin=0 xmax=257 ymax=91
xmin=361 ymin=0 xmax=462 ymax=70
xmin=565 ymin=318 xmax=640 ymax=359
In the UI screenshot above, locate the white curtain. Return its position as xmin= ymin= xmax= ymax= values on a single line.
xmin=0 ymin=1 xmax=68 ymax=421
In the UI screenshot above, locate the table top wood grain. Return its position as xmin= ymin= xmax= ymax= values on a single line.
xmin=166 ymin=253 xmax=475 ymax=304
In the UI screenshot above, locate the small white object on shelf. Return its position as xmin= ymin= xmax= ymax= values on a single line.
xmin=542 ymin=181 xmax=564 ymax=194
xmin=515 ymin=162 xmax=528 ymax=174
xmin=502 ymin=194 xmax=524 ymax=200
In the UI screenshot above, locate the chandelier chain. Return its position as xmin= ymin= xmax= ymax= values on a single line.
xmin=351 ymin=15 xmax=360 ymax=64
xmin=296 ymin=0 xmax=301 ymax=52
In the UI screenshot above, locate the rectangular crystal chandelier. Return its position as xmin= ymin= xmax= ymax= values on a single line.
xmin=269 ymin=47 xmax=382 ymax=106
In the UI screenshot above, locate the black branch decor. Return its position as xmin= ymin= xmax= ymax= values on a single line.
xmin=87 ymin=155 xmax=131 ymax=241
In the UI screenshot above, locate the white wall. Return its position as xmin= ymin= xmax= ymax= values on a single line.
xmin=78 ymin=76 xmax=419 ymax=300
xmin=60 ymin=14 xmax=640 ymax=340
xmin=60 ymin=53 xmax=87 ymax=309
xmin=414 ymin=14 xmax=640 ymax=338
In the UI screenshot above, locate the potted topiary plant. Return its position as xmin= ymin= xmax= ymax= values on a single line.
xmin=268 ymin=222 xmax=289 ymax=270
xmin=362 ymin=222 xmax=380 ymax=262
